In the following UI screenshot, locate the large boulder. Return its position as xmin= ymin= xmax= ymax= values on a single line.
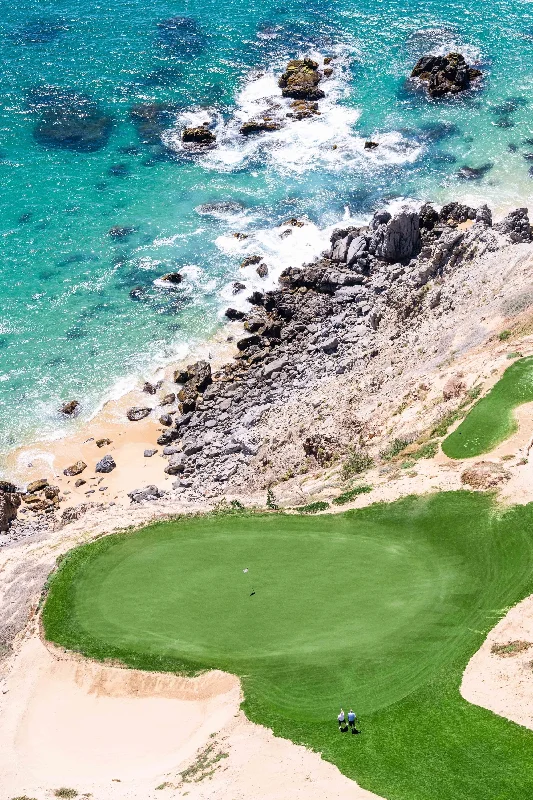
xmin=95 ymin=455 xmax=116 ymax=473
xmin=174 ymin=360 xmax=212 ymax=393
xmin=278 ymin=58 xmax=325 ymax=101
xmin=63 ymin=460 xmax=87 ymax=477
xmin=240 ymin=117 xmax=282 ymax=135
xmin=128 ymin=485 xmax=164 ymax=503
xmin=369 ymin=209 xmax=421 ymax=262
xmin=127 ymin=407 xmax=152 ymax=421
xmin=0 ymin=489 xmax=21 ymax=532
xmin=411 ymin=53 xmax=482 ymax=98
xmin=60 ymin=399 xmax=80 ymax=416
xmin=494 ymin=208 xmax=532 ymax=243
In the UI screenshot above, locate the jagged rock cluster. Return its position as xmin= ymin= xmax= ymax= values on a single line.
xmin=411 ymin=53 xmax=482 ymax=98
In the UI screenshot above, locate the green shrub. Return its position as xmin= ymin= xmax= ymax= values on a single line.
xmin=498 ymin=330 xmax=512 ymax=341
xmin=266 ymin=487 xmax=279 ymax=510
xmin=410 ymin=441 xmax=439 ymax=460
xmin=380 ymin=438 xmax=411 ymax=461
xmin=507 ymin=351 xmax=522 ymax=359
xmin=54 ymin=791 xmax=78 ymax=799
xmin=332 ymin=486 xmax=372 ymax=505
xmin=296 ymin=501 xmax=330 ymax=514
xmin=341 ymin=449 xmax=374 ymax=480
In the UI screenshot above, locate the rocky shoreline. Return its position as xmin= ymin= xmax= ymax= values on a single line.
xmin=2 ymin=199 xmax=532 ymax=541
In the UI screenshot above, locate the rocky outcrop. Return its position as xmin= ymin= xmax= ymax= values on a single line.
xmin=0 ymin=488 xmax=21 ymax=532
xmin=278 ymin=59 xmax=325 ymax=101
xmin=411 ymin=53 xmax=482 ymax=98
xmin=181 ymin=125 xmax=216 ymax=145
xmin=495 ymin=208 xmax=532 ymax=243
xmin=368 ymin=209 xmax=421 ymax=262
xmin=159 ymin=272 xmax=183 ymax=284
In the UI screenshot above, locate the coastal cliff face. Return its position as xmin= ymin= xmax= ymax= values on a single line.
xmin=2 ymin=200 xmax=533 ymax=544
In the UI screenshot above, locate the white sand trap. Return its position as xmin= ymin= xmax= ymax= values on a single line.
xmin=0 ymin=635 xmax=380 ymax=800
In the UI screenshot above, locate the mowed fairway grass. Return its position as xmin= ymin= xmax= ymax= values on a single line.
xmin=43 ymin=492 xmax=533 ymax=800
xmin=442 ymin=356 xmax=533 ymax=459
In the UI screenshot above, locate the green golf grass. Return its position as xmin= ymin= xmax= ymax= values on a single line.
xmin=442 ymin=356 xmax=533 ymax=459
xmin=43 ymin=493 xmax=533 ymax=800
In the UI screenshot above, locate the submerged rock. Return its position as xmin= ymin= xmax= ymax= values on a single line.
xmin=411 ymin=53 xmax=482 ymax=98
xmin=30 ymin=88 xmax=113 ymax=152
xmin=156 ymin=16 xmax=206 ymax=60
xmin=278 ymin=58 xmax=325 ymax=101
xmin=130 ymin=102 xmax=178 ymax=145
xmin=60 ymin=399 xmax=80 ymax=416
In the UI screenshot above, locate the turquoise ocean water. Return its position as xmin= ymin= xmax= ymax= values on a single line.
xmin=1 ymin=0 xmax=533 ymax=457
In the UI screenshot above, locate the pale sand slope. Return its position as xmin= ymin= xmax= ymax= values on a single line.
xmin=0 ymin=634 xmax=380 ymax=800
xmin=462 ymin=594 xmax=533 ymax=729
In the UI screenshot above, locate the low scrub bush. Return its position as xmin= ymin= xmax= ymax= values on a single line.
xmin=341 ymin=448 xmax=374 ymax=480
xmin=491 ymin=640 xmax=532 ymax=657
xmin=380 ymin=438 xmax=411 ymax=461
xmin=296 ymin=501 xmax=330 ymax=514
xmin=332 ymin=486 xmax=372 ymax=505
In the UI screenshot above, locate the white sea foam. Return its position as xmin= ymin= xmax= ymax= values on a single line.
xmin=163 ymin=47 xmax=424 ymax=175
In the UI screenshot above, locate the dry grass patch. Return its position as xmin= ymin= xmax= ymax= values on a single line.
xmin=491 ymin=640 xmax=532 ymax=657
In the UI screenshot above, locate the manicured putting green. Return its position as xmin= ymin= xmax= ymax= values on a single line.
xmin=442 ymin=356 xmax=533 ymax=459
xmin=43 ymin=493 xmax=533 ymax=800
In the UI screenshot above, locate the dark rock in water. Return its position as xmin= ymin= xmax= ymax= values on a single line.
xmin=369 ymin=209 xmax=421 ymax=262
xmin=494 ymin=117 xmax=514 ymax=129
xmin=524 ymin=153 xmax=533 ymax=161
xmin=130 ymin=102 xmax=178 ymax=145
xmin=495 ymin=208 xmax=532 ymax=243
xmin=95 ymin=454 xmax=116 ymax=473
xmin=232 ymin=282 xmax=246 ymax=294
xmin=159 ymin=272 xmax=182 ymax=284
xmin=109 ymin=225 xmax=136 ymax=239
xmin=142 ymin=66 xmax=182 ymax=87
xmin=364 ymin=141 xmax=379 ymax=150
xmin=19 ymin=212 xmax=33 ymax=224
xmin=108 ymin=163 xmax=130 ymax=177
xmin=127 ymin=407 xmax=152 ymax=421
xmin=418 ymin=121 xmax=460 ymax=142
xmin=287 ymin=100 xmax=319 ymax=120
xmin=129 ymin=485 xmax=163 ymax=502
xmin=118 ymin=145 xmax=141 ymax=156
xmin=30 ymin=88 xmax=112 ymax=152
xmin=197 ymin=201 xmax=245 ymax=216
xmin=440 ymin=202 xmax=476 ymax=225
xmin=256 ymin=263 xmax=269 ymax=278
xmin=419 ymin=203 xmax=440 ymax=230
xmin=156 ymin=16 xmax=206 ymax=60
xmin=508 ymin=143 xmax=518 ymax=153
xmin=143 ymin=382 xmax=157 ymax=394
xmin=60 ymin=399 xmax=80 ymax=416
xmin=411 ymin=53 xmax=482 ymax=98
xmin=10 ymin=17 xmax=69 ymax=45
xmin=225 ymin=307 xmax=245 ymax=320
xmin=278 ymin=58 xmax=325 ymax=101
xmin=63 ymin=460 xmax=87 ymax=477
xmin=0 ymin=488 xmax=21 ymax=532
xmin=182 ymin=125 xmax=216 ymax=145
xmin=456 ymin=163 xmax=493 ymax=181
xmin=240 ymin=117 xmax=282 ymax=135
xmin=241 ymin=255 xmax=261 ymax=268
xmin=129 ymin=286 xmax=146 ymax=301
xmin=160 ymin=393 xmax=176 ymax=405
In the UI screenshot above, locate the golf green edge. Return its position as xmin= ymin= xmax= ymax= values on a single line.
xmin=442 ymin=355 xmax=533 ymax=459
xmin=42 ymin=492 xmax=533 ymax=800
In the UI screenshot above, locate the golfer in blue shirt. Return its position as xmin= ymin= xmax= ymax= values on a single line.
xmin=348 ymin=709 xmax=357 ymax=729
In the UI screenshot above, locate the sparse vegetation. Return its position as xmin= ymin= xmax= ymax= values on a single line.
xmin=498 ymin=329 xmax=512 ymax=341
xmin=411 ymin=440 xmax=439 ymax=460
xmin=155 ymin=783 xmax=171 ymax=790
xmin=296 ymin=501 xmax=330 ymax=514
xmin=507 ymin=351 xmax=522 ymax=359
xmin=332 ymin=486 xmax=372 ymax=505
xmin=180 ymin=744 xmax=229 ymax=784
xmin=11 ymin=796 xmax=37 ymax=800
xmin=212 ymin=498 xmax=245 ymax=515
xmin=266 ymin=487 xmax=279 ymax=510
xmin=341 ymin=448 xmax=374 ymax=480
xmin=491 ymin=640 xmax=532 ymax=657
xmin=380 ymin=438 xmax=411 ymax=461
xmin=54 ymin=790 xmax=78 ymax=799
